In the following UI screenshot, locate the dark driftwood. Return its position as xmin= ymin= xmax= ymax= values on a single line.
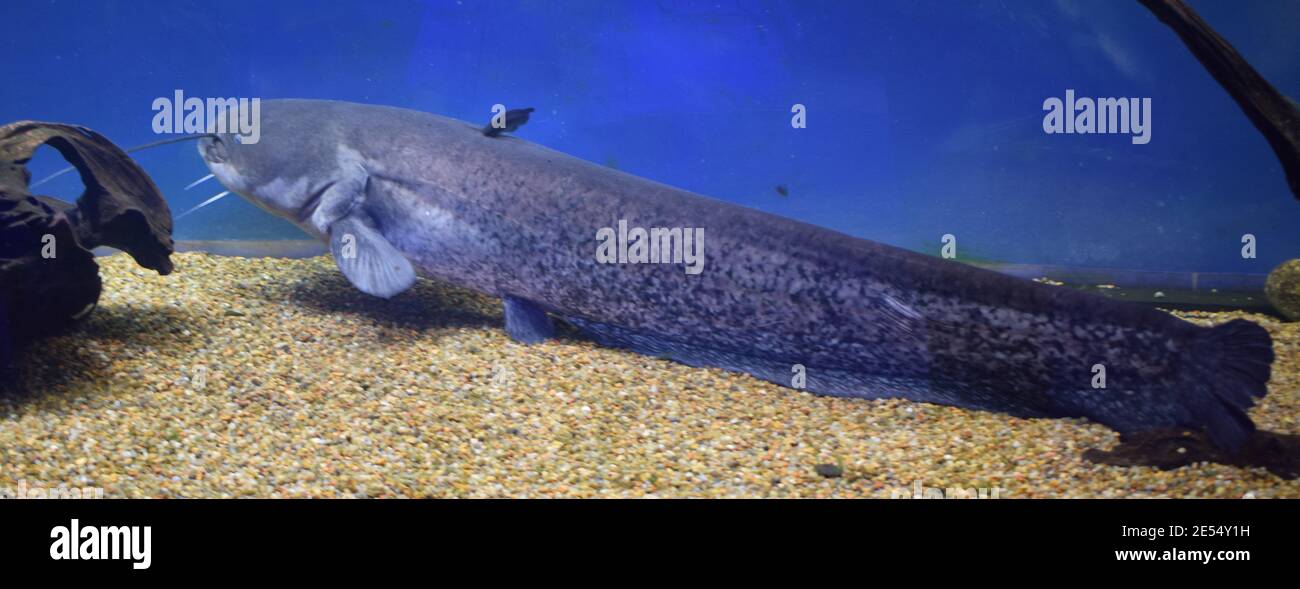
xmin=1139 ymin=0 xmax=1300 ymax=201
xmin=0 ymin=122 xmax=173 ymax=369
xmin=0 ymin=122 xmax=175 ymax=272
xmin=0 ymin=176 xmax=102 ymax=368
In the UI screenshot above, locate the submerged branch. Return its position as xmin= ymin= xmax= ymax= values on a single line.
xmin=1138 ymin=0 xmax=1300 ymax=202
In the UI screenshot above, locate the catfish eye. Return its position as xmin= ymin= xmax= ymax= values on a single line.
xmin=203 ymin=136 xmax=229 ymax=164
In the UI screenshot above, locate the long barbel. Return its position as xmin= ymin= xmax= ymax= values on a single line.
xmin=29 ymin=134 xmax=214 ymax=189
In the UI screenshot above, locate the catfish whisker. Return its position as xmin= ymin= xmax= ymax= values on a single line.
xmin=30 ymin=166 xmax=76 ymax=189
xmin=184 ymin=173 xmax=215 ymax=190
xmin=175 ymin=190 xmax=230 ymax=220
xmin=30 ymin=133 xmax=217 ymax=189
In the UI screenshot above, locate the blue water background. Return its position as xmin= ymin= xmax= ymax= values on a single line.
xmin=3 ymin=0 xmax=1297 ymax=273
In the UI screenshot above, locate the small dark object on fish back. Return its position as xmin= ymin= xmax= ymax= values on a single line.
xmin=483 ymin=107 xmax=535 ymax=137
xmin=775 ymin=184 xmax=789 ymax=197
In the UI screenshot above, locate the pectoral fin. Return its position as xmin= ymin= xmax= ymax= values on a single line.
xmin=503 ymin=295 xmax=555 ymax=344
xmin=329 ymin=215 xmax=416 ymax=299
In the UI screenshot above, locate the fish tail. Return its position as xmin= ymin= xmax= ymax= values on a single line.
xmin=1183 ymin=319 xmax=1273 ymax=452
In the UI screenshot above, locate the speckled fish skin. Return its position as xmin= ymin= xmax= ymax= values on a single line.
xmin=198 ymin=99 xmax=1274 ymax=450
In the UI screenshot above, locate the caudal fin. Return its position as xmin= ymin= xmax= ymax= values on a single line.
xmin=1186 ymin=319 xmax=1273 ymax=452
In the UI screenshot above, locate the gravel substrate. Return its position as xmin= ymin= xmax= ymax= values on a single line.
xmin=1 ymin=253 xmax=1297 ymax=498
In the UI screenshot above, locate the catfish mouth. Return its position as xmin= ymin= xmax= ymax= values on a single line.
xmin=196 ymin=134 xmax=249 ymax=195
xmin=198 ymin=135 xmax=231 ymax=165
